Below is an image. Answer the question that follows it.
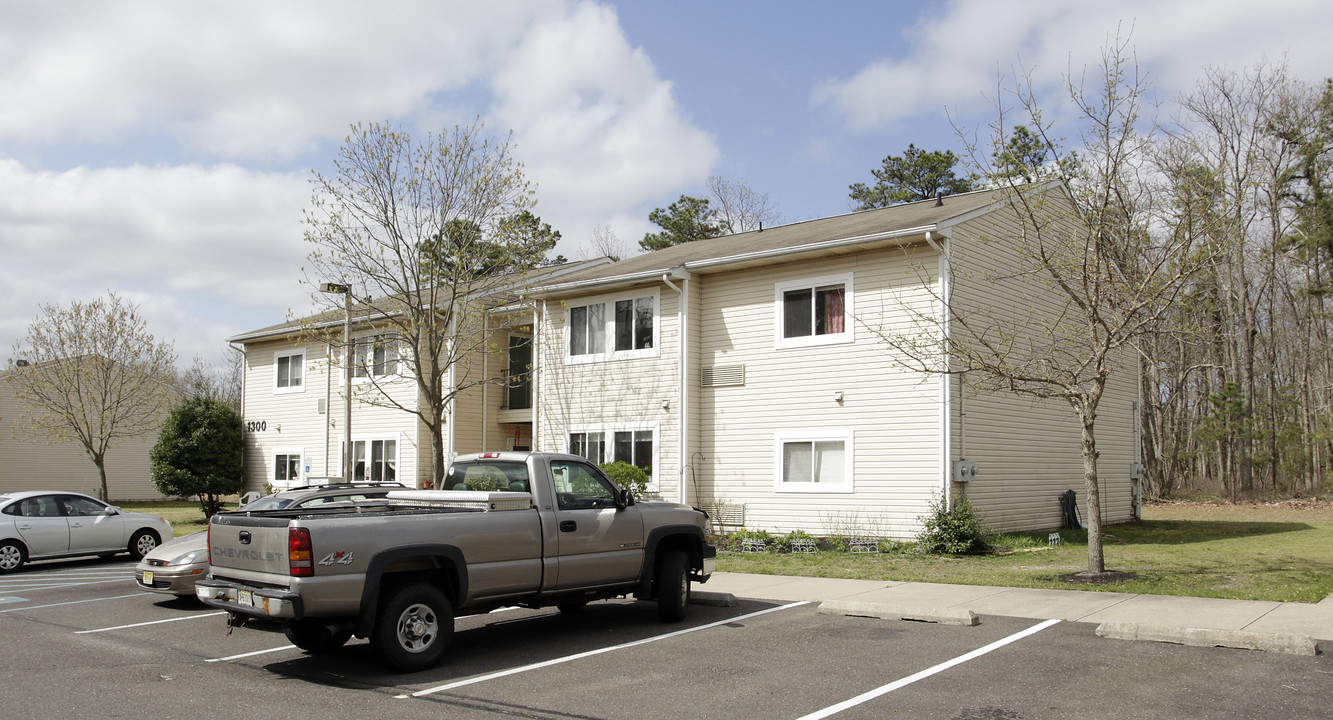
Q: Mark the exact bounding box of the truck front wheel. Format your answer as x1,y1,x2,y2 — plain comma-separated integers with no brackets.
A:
284,620,352,654
655,550,690,622
373,582,454,672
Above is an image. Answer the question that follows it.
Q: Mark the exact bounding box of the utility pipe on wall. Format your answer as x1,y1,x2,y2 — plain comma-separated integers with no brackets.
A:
661,268,689,505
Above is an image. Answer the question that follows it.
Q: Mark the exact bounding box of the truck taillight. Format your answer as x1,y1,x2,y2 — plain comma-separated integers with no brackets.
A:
289,527,313,577
207,524,212,566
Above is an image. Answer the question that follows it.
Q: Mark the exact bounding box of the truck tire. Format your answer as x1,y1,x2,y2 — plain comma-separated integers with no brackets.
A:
284,620,352,654
655,549,690,623
373,582,454,672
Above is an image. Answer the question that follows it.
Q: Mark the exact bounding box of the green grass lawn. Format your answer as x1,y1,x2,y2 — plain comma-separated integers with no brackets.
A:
121,497,1333,603
718,500,1333,603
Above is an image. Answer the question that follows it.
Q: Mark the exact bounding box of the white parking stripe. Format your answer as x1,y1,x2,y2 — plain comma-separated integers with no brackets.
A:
0,579,136,593
207,645,297,662
399,601,812,700
76,611,226,634
794,618,1062,720
0,593,144,613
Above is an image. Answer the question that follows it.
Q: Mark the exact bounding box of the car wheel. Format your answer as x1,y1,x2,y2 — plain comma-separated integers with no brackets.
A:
0,541,26,574
127,530,160,560
372,582,454,672
655,549,690,623
284,620,352,654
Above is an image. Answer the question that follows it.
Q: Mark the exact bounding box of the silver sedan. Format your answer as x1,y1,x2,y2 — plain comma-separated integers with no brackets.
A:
0,491,173,574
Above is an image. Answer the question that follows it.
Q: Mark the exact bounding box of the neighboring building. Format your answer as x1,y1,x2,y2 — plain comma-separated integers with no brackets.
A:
230,185,1140,538
529,185,1140,538
0,368,173,501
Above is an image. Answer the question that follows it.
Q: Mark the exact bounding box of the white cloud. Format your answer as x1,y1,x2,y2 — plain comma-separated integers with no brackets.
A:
0,0,553,159
490,1,718,252
0,160,310,365
813,0,1333,132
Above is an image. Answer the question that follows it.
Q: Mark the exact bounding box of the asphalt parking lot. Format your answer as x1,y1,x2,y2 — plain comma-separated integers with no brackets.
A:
2,558,1330,720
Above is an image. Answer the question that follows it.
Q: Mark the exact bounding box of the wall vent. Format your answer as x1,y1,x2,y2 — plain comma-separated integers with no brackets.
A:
701,364,745,387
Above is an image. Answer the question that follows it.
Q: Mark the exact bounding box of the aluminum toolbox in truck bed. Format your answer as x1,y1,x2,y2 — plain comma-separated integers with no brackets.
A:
386,490,533,511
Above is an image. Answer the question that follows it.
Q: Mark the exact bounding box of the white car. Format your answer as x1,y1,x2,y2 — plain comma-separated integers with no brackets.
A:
0,491,173,574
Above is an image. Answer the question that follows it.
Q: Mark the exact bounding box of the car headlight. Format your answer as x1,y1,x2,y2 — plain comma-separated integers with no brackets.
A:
169,550,206,566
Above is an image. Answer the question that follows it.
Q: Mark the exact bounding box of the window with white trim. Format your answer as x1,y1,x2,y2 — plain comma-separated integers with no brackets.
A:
274,350,305,393
775,273,853,349
774,430,854,493
566,291,658,362
342,439,398,482
568,425,657,486
353,334,400,380
273,452,302,484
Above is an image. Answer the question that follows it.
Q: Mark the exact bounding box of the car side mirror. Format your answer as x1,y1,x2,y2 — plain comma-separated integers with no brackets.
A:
103,506,120,516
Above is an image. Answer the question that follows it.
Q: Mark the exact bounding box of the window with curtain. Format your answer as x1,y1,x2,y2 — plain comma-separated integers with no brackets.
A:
776,274,853,348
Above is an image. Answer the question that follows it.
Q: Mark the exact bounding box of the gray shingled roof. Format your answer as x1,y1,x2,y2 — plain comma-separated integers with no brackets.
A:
532,186,1011,294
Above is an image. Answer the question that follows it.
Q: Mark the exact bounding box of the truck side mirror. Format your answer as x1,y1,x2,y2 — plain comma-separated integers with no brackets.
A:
616,488,634,509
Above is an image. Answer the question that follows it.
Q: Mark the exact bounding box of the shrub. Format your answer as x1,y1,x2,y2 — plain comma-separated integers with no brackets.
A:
600,461,651,498
916,493,994,555
150,397,244,518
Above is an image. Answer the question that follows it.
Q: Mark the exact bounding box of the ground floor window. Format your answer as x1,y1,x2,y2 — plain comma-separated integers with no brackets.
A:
568,425,656,487
343,439,398,483
774,430,853,493
274,452,302,485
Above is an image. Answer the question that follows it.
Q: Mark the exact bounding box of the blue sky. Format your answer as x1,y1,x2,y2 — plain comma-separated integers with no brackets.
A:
3,0,1332,369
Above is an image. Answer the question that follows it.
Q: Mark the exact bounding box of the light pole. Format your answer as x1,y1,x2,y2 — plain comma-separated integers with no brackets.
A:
320,282,353,482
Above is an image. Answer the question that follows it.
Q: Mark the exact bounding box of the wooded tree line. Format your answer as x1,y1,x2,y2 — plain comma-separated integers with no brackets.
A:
1135,66,1333,501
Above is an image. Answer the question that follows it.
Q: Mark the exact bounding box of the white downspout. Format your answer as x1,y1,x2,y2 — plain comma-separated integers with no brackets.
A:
661,269,689,504
482,312,489,451
536,300,545,452
924,231,951,500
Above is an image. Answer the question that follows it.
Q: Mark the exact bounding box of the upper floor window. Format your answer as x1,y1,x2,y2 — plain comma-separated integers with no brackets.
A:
567,291,658,363
354,334,400,380
274,350,305,393
775,273,854,349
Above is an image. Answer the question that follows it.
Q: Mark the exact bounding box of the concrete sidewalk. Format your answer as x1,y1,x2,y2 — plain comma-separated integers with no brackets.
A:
697,572,1330,656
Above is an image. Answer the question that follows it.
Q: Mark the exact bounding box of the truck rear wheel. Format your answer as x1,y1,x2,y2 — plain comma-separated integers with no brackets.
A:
655,550,690,622
373,582,454,672
284,619,352,654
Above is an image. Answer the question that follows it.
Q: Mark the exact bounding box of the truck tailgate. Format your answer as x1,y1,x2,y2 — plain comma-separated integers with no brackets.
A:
209,514,293,575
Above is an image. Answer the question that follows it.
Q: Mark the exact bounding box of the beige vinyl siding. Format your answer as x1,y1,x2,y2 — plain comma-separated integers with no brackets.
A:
538,284,680,498
945,207,1138,532
696,246,946,538
240,338,421,491
0,375,168,501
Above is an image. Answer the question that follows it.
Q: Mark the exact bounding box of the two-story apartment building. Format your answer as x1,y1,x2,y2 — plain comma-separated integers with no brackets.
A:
529,185,1139,537
232,184,1139,538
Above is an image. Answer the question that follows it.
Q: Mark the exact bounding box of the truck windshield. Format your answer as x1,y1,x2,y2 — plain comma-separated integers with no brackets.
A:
446,461,530,493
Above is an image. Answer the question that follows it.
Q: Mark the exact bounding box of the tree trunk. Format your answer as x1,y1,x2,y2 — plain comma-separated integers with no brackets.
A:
1077,396,1105,575
94,454,109,502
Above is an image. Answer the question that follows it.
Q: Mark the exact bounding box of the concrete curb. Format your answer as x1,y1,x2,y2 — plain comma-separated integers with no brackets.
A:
691,591,738,607
1095,621,1320,656
819,599,979,626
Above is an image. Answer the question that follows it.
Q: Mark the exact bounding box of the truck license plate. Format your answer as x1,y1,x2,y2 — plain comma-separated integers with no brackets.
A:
237,590,253,607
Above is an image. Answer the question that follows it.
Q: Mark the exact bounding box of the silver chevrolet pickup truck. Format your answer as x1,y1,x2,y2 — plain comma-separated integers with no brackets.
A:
196,451,715,671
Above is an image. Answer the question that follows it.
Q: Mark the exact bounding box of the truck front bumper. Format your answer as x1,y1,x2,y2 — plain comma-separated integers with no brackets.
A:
196,579,303,620
696,543,717,583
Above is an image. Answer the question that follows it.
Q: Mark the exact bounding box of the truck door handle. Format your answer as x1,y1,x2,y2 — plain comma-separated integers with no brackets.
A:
559,521,577,532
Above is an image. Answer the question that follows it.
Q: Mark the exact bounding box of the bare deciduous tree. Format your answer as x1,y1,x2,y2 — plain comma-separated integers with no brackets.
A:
706,175,781,233
303,120,544,487
8,293,177,501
